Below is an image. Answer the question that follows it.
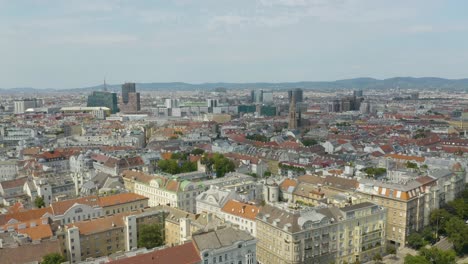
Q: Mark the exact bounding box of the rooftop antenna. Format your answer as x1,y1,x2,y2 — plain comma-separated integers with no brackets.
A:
103,78,107,92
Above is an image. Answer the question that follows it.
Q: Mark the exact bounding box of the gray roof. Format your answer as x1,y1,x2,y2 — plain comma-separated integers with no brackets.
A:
340,202,376,212
192,227,254,251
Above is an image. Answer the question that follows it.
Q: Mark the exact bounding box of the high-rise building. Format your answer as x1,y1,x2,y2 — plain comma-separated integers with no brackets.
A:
353,90,363,97
165,98,180,108
262,91,273,103
251,89,263,103
288,92,298,130
14,99,43,114
120,83,140,113
121,82,136,104
288,88,303,103
87,91,119,114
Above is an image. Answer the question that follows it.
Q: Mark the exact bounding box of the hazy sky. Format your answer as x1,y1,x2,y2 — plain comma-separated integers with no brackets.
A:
2,0,468,88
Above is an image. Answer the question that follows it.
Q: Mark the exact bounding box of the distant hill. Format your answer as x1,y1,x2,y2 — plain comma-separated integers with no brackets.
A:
1,77,467,94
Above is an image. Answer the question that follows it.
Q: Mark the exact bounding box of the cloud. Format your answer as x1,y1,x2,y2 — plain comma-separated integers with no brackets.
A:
50,34,138,45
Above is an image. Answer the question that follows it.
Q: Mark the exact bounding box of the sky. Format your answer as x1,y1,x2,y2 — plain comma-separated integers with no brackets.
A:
1,0,468,89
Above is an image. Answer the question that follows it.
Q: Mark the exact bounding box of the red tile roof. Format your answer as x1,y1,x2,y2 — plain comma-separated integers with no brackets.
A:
99,193,148,207
221,200,260,221
108,241,201,264
18,224,53,241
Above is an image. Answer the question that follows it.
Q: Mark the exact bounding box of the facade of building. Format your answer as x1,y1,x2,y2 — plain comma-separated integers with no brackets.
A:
0,160,18,182
256,202,386,264
87,91,119,114
122,170,204,213
59,209,165,263
221,199,260,237
192,227,257,264
14,99,43,114
288,88,303,103
121,83,136,104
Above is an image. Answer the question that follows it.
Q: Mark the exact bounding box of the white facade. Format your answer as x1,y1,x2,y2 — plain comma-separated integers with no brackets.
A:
196,186,238,216
133,179,203,213
0,160,18,182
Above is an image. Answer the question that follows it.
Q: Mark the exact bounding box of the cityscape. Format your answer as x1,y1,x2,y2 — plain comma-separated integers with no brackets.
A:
1,1,468,264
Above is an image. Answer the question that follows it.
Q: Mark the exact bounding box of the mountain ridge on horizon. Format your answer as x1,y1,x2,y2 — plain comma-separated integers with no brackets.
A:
2,76,468,93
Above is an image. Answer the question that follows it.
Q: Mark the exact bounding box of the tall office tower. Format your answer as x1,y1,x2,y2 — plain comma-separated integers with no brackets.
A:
262,91,273,104
120,82,140,113
121,83,136,104
165,98,180,108
14,98,44,114
288,88,303,103
206,99,218,108
87,91,119,114
251,90,263,103
288,93,298,130
353,90,363,98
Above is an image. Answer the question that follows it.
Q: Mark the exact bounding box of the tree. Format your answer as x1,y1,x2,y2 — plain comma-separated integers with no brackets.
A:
138,223,164,249
191,148,205,155
407,233,427,250
302,138,318,146
429,209,452,236
42,253,66,264
372,253,383,263
446,198,468,220
418,247,456,264
406,161,419,169
34,196,45,208
445,217,468,255
404,254,430,264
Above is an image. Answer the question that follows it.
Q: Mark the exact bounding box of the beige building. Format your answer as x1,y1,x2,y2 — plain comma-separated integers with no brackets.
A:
256,202,386,264
155,205,223,247
58,208,165,263
122,170,204,213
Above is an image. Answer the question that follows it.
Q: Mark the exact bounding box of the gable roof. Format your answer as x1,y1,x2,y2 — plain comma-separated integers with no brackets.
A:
221,200,260,221
108,241,201,264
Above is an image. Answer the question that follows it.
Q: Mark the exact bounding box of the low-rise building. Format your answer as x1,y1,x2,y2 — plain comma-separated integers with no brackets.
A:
192,227,257,264
221,200,260,237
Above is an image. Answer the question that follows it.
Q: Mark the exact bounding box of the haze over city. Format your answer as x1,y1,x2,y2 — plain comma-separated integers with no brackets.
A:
0,1,467,264
3,0,468,88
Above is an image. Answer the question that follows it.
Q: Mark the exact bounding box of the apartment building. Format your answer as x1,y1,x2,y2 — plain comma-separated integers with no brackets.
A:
256,202,386,264
192,227,257,264
221,200,260,237
59,209,165,263
122,170,204,213
155,205,223,246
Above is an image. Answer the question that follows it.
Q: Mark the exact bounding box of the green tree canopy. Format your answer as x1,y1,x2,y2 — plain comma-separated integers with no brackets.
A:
404,254,430,264
191,148,205,155
302,138,318,146
34,196,45,208
418,247,456,264
137,223,164,249
42,253,66,264
445,217,468,255
407,232,428,250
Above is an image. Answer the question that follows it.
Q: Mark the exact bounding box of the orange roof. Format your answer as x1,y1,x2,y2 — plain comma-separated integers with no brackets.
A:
161,152,173,160
221,200,260,221
385,154,425,163
0,207,53,226
18,224,53,241
51,196,100,215
108,241,201,264
67,213,128,235
99,193,148,208
280,178,297,191
122,170,155,184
